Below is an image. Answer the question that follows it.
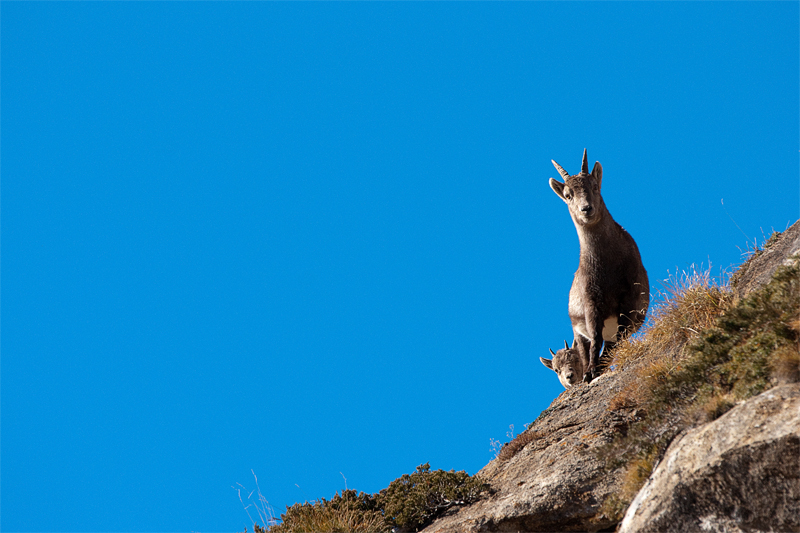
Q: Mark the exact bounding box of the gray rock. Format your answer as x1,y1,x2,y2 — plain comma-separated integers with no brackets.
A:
618,383,800,533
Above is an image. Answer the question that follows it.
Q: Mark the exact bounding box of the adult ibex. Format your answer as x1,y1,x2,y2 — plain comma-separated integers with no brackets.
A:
540,149,649,386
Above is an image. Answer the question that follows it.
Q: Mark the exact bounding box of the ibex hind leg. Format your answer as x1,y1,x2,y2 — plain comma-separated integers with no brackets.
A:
620,288,649,338
582,316,618,383
598,340,617,374
618,308,645,340
598,311,641,374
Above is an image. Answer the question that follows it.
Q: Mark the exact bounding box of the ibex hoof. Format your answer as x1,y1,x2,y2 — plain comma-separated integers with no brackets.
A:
582,371,594,384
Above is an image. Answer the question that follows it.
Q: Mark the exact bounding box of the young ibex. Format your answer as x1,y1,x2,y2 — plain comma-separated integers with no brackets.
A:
540,149,649,386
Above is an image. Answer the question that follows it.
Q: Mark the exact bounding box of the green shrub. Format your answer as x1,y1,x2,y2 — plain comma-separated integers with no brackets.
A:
691,263,800,405
377,463,488,532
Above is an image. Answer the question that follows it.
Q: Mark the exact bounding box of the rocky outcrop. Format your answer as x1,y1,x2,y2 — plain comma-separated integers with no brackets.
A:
619,383,800,533
732,221,800,298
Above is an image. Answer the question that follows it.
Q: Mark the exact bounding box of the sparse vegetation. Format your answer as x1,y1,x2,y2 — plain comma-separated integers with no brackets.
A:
489,424,516,459
241,464,488,533
235,470,280,532
598,236,800,521
490,423,547,463
497,429,546,462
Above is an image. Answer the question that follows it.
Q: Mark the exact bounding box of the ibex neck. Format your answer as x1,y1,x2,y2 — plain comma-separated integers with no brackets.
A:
573,208,618,255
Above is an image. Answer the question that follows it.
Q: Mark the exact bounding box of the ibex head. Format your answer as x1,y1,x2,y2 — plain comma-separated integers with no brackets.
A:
549,149,604,227
540,340,585,388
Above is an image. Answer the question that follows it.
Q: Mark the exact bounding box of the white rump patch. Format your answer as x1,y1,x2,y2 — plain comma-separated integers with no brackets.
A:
574,316,619,342
603,316,619,342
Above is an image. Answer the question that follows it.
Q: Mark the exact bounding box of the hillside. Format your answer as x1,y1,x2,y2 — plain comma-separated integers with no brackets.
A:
420,220,800,533
243,220,800,533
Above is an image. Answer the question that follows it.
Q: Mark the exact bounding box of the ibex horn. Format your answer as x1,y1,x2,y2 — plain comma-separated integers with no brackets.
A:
549,348,556,356
581,148,589,175
551,160,570,180
564,339,570,350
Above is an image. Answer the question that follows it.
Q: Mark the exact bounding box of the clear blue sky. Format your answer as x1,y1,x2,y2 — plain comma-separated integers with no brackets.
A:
2,2,797,532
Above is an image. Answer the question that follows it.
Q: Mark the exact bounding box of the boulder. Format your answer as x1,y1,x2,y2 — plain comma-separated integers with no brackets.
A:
618,383,800,533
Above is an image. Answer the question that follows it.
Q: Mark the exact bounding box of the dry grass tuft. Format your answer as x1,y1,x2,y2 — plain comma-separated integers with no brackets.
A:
268,491,386,533
609,267,731,410
770,344,800,384
607,388,638,411
682,390,737,425
612,267,731,371
497,430,547,462
599,446,660,522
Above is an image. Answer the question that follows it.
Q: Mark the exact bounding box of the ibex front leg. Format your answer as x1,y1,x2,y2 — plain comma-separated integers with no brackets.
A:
583,312,606,383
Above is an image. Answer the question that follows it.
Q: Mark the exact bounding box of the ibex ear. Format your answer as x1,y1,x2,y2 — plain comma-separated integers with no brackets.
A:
549,178,567,202
540,356,554,370
591,162,603,189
